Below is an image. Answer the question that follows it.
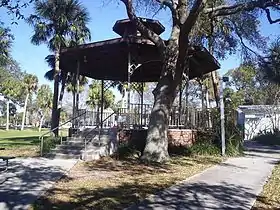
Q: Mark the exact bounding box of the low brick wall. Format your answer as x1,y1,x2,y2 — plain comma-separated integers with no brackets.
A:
168,129,197,147
117,128,197,151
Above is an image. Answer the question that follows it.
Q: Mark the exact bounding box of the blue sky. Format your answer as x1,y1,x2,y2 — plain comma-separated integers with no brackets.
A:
0,0,279,88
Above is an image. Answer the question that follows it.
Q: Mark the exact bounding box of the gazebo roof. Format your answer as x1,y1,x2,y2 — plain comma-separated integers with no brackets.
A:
113,18,165,36
60,36,220,82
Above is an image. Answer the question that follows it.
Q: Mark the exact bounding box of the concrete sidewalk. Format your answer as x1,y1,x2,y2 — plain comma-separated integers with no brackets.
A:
128,141,280,210
0,157,77,210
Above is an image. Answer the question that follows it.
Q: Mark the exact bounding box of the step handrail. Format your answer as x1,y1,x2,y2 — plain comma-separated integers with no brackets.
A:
83,112,116,160
83,112,116,142
39,111,87,156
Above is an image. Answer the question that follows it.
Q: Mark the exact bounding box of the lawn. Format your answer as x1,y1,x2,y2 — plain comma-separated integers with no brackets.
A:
252,161,280,209
0,129,46,157
0,128,68,157
32,155,223,210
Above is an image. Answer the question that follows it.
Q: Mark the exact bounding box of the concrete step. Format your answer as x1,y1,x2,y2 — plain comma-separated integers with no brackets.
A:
46,152,81,159
66,137,84,141
62,141,85,147
56,144,84,150
51,148,82,155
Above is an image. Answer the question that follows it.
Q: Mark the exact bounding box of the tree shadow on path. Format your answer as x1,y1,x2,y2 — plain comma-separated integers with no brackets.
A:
0,158,74,210
33,180,257,210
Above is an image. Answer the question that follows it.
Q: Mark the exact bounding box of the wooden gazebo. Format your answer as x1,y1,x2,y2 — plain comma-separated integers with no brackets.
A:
58,18,220,131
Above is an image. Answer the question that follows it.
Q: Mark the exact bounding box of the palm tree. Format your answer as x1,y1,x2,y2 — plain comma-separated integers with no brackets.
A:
112,81,148,107
21,74,38,130
44,54,89,127
0,23,13,66
27,0,91,135
1,76,23,130
36,84,52,131
86,80,115,124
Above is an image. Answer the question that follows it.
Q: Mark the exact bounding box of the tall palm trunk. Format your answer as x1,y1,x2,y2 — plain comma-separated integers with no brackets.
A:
57,71,67,128
51,50,60,136
39,113,45,132
21,93,29,130
72,90,76,127
6,98,9,131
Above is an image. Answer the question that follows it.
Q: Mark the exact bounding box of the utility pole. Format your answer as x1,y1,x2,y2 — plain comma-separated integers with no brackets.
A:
220,76,229,156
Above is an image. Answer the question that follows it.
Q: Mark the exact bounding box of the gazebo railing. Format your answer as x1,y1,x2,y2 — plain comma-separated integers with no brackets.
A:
117,104,218,129
75,109,116,128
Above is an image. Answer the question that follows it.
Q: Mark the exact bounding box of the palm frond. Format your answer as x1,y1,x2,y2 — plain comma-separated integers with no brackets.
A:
44,69,54,81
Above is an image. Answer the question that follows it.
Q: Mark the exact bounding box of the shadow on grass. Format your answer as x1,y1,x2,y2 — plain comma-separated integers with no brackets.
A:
251,195,280,210
82,157,174,176
33,180,258,210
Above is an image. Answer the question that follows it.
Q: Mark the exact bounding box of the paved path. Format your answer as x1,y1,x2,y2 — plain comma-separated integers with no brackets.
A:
128,141,280,210
0,157,77,210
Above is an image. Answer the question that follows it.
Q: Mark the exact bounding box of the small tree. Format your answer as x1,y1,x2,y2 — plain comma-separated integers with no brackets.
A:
1,77,23,130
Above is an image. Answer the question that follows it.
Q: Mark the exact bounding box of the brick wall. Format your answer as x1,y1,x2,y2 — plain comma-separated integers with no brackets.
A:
117,129,197,151
168,129,197,147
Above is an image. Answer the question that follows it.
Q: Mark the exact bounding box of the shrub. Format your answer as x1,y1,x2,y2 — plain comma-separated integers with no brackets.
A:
190,141,220,156
190,108,244,157
253,131,280,146
116,143,141,159
168,145,191,156
42,136,61,154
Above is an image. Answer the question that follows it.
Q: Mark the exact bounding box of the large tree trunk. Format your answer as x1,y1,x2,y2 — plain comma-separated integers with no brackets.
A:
21,93,29,131
51,50,60,136
6,98,9,131
141,75,175,163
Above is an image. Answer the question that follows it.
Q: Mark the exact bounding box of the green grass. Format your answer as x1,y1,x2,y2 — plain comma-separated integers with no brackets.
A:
0,129,45,157
0,128,68,157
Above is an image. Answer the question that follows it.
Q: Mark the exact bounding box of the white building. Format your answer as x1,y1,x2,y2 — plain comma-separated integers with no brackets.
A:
238,105,280,140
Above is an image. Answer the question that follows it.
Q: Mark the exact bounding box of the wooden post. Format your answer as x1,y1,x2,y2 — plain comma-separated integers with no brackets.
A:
140,83,144,127
127,50,131,128
76,60,80,128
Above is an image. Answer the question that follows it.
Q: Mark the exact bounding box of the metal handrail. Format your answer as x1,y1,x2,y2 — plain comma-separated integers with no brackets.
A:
39,111,87,156
83,112,116,160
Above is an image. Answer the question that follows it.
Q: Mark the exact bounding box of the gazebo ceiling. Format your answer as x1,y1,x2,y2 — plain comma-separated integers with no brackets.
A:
60,36,220,82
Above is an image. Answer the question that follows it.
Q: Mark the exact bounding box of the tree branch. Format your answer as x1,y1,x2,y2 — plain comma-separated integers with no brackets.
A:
181,0,207,37
227,17,261,59
155,0,179,26
120,0,166,53
178,0,188,24
204,0,280,18
264,8,280,23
